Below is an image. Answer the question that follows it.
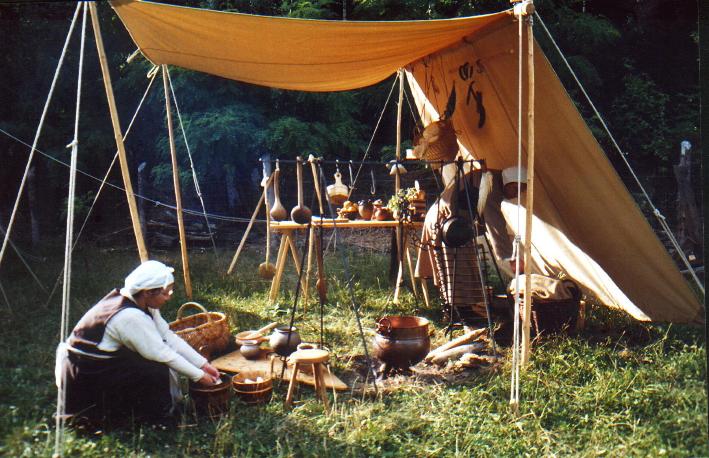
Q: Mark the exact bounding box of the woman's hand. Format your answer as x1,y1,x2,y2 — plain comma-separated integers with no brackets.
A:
201,362,220,379
197,372,219,386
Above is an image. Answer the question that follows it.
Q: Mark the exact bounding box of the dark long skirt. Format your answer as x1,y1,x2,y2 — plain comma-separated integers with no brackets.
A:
61,349,172,427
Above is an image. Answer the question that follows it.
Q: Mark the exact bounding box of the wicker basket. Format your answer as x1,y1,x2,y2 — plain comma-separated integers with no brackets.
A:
412,119,458,166
169,302,231,359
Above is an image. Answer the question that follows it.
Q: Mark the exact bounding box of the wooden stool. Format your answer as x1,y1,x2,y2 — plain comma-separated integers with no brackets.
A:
284,348,329,409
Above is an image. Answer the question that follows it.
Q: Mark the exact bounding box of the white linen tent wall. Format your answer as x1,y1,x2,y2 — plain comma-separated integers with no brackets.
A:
111,0,702,323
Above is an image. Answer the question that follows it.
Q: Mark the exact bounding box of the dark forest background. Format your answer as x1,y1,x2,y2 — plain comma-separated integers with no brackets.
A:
0,0,700,258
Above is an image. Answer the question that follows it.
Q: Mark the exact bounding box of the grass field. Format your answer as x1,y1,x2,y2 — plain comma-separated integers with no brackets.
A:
0,241,706,457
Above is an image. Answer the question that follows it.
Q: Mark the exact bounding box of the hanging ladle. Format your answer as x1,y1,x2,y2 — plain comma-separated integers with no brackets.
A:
258,176,276,279
290,156,312,224
269,161,288,221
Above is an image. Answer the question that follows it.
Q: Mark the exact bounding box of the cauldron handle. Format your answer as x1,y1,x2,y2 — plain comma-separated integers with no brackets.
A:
376,317,392,336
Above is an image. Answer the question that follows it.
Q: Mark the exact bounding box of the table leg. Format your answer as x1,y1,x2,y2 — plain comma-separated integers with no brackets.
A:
287,234,307,294
405,242,418,298
393,225,403,304
303,225,315,309
420,278,431,308
269,232,290,303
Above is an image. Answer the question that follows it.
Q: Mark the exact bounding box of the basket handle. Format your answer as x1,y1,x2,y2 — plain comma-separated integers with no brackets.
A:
176,302,212,324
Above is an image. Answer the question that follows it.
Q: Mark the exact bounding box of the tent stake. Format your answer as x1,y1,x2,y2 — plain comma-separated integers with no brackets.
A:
88,2,148,262
521,12,535,366
162,65,192,299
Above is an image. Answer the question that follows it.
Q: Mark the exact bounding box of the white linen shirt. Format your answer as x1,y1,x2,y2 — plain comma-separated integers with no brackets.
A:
99,306,207,382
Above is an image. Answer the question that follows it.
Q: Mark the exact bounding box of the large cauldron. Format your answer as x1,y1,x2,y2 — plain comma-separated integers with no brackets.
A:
372,316,430,378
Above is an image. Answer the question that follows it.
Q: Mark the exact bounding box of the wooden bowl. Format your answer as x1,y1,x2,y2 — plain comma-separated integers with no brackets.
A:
232,371,272,392
232,372,273,404
235,331,269,347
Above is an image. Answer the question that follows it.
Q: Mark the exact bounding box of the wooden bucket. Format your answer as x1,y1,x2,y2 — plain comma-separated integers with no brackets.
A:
232,372,273,405
189,374,232,418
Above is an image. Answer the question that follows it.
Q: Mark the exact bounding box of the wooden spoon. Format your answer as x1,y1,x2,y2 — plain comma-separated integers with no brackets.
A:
290,156,312,224
269,162,287,221
243,322,279,340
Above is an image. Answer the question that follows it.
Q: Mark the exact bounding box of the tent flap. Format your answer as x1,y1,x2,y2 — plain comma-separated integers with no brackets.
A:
405,22,702,323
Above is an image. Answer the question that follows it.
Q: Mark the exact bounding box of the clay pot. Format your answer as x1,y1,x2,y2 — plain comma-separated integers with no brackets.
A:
239,339,263,360
374,207,392,221
373,316,430,371
358,200,374,220
441,216,474,248
269,326,302,357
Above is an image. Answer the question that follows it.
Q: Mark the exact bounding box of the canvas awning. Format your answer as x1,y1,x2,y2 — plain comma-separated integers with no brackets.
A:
111,0,509,92
111,0,703,323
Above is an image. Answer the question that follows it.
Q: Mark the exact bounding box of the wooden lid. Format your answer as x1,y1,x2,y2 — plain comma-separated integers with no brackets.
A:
289,348,329,364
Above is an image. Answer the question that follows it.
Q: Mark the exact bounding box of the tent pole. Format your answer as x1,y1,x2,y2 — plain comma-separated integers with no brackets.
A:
88,2,148,262
162,65,192,299
395,69,404,192
521,11,536,366
393,69,405,302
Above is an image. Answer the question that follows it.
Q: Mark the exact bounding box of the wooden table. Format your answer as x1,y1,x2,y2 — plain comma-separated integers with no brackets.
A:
268,217,428,306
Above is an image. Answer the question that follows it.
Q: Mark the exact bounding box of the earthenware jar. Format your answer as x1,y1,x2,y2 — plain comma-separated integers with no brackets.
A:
239,339,262,360
358,200,374,220
269,326,302,357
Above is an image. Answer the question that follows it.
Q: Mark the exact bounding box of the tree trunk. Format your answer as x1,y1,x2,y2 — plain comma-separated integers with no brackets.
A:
673,141,702,262
27,165,40,246
225,165,238,211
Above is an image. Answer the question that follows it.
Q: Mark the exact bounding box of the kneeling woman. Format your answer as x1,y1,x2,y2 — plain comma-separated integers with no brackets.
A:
56,260,220,425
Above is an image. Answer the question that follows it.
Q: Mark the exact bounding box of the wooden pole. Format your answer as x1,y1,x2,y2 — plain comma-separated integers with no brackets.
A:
521,13,535,366
227,175,272,274
162,65,192,299
395,69,404,193
89,2,148,262
394,69,405,301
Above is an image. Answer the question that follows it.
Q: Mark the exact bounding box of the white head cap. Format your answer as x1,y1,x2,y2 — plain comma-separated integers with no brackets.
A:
119,260,175,297
501,166,528,186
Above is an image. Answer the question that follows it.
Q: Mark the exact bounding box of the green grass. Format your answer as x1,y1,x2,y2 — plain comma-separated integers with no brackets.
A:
0,241,706,457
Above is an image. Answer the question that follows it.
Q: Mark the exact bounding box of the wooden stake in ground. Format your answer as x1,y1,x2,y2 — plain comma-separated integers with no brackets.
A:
227,175,272,275
162,65,192,299
89,2,148,262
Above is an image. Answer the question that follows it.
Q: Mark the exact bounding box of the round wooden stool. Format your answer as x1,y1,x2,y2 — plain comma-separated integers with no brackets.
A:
284,348,330,409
